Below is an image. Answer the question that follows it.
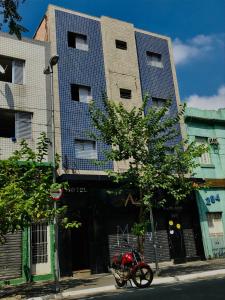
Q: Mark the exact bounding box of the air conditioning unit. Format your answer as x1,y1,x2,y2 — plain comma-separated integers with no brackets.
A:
208,137,219,145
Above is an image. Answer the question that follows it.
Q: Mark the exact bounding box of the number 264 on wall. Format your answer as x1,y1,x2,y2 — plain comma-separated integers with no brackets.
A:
205,194,220,205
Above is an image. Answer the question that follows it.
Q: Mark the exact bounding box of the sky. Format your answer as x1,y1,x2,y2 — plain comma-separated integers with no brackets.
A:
2,0,225,109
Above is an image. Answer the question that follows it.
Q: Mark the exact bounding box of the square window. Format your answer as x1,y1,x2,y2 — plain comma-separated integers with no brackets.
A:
115,40,127,50
146,51,163,68
75,139,97,159
195,136,211,165
0,109,32,139
71,84,92,103
152,97,169,114
67,32,88,51
120,88,132,99
207,213,224,236
0,56,24,84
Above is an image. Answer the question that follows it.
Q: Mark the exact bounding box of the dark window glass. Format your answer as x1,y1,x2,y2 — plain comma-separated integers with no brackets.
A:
0,56,24,84
68,32,88,50
71,84,80,101
0,109,15,138
146,51,163,68
0,56,12,83
120,88,132,99
115,40,127,50
71,84,91,103
68,31,76,48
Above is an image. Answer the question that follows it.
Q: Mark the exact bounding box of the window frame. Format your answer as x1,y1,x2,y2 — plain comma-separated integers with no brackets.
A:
115,40,127,50
0,109,32,139
120,88,132,99
152,97,169,114
146,51,163,68
71,84,92,103
207,212,224,236
74,139,98,159
0,55,25,85
195,136,211,165
67,31,88,51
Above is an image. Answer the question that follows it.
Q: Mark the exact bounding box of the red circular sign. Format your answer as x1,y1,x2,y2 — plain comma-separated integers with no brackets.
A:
50,188,63,201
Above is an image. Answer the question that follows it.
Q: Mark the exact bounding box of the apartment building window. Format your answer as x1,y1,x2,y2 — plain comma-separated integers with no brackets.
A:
115,40,127,50
31,222,48,264
0,56,24,84
146,51,163,68
0,109,32,139
71,84,92,103
152,97,169,114
207,213,224,236
67,32,88,51
195,136,211,165
120,88,132,99
75,139,97,159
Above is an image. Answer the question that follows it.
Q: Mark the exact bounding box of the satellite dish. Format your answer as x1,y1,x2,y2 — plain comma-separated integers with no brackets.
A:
0,64,6,74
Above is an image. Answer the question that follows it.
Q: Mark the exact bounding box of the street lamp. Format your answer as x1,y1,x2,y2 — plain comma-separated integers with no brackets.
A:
44,54,60,292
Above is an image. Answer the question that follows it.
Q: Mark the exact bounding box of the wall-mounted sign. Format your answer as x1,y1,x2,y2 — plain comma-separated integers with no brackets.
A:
205,194,220,205
68,187,87,193
124,193,141,207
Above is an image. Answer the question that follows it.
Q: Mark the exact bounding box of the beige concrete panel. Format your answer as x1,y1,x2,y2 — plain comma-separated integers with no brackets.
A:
45,6,63,171
101,16,143,107
101,17,143,172
61,169,107,176
0,35,49,159
34,16,48,41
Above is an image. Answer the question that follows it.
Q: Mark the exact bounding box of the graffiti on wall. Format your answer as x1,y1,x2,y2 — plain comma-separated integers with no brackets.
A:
211,236,225,258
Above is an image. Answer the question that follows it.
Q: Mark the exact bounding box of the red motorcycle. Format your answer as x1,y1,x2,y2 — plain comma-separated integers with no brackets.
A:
111,239,153,288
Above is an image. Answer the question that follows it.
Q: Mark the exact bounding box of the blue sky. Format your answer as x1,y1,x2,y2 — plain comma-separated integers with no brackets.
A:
2,0,225,108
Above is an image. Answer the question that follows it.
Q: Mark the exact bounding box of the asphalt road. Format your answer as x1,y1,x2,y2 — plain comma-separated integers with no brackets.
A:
69,275,225,300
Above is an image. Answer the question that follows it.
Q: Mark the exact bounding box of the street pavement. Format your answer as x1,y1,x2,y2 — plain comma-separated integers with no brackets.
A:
1,258,225,299
68,275,225,300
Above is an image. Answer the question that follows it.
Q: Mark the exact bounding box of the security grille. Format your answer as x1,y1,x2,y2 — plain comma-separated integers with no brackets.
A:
31,223,48,264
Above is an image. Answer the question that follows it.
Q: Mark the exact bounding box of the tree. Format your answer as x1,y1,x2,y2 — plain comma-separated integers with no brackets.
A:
89,96,206,257
0,0,28,39
0,132,79,243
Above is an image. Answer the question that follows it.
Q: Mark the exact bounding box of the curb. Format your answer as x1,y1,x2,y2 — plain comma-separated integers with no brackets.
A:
27,269,225,300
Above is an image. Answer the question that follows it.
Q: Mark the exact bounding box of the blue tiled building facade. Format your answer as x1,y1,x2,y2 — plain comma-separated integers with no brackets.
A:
34,5,198,275
55,10,113,171
135,32,178,114
52,9,181,172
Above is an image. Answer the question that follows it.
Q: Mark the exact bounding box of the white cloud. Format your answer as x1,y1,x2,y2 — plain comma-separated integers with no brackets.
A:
186,86,225,110
173,34,223,65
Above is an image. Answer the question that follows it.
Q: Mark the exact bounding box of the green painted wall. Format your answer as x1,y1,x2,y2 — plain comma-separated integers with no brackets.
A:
0,224,54,287
185,108,225,258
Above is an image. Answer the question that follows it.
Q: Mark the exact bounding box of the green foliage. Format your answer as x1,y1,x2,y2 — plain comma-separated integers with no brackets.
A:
89,95,207,235
0,132,79,243
131,221,150,237
0,0,28,39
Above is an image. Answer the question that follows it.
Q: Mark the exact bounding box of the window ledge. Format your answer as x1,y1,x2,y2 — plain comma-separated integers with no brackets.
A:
200,164,215,168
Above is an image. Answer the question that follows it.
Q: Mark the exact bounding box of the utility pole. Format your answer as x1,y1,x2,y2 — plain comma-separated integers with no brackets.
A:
149,205,159,274
44,55,60,292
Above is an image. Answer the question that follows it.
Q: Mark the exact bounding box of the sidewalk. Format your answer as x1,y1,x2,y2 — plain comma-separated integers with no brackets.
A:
1,258,225,300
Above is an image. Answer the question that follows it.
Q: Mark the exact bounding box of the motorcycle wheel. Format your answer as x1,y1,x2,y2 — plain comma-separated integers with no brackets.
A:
132,265,153,288
115,277,126,288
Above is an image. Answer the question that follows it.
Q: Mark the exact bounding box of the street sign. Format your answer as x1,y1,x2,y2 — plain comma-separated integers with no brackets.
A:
50,188,63,201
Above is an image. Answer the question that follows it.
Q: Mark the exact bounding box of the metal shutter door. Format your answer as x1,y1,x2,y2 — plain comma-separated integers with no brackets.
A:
0,231,22,279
